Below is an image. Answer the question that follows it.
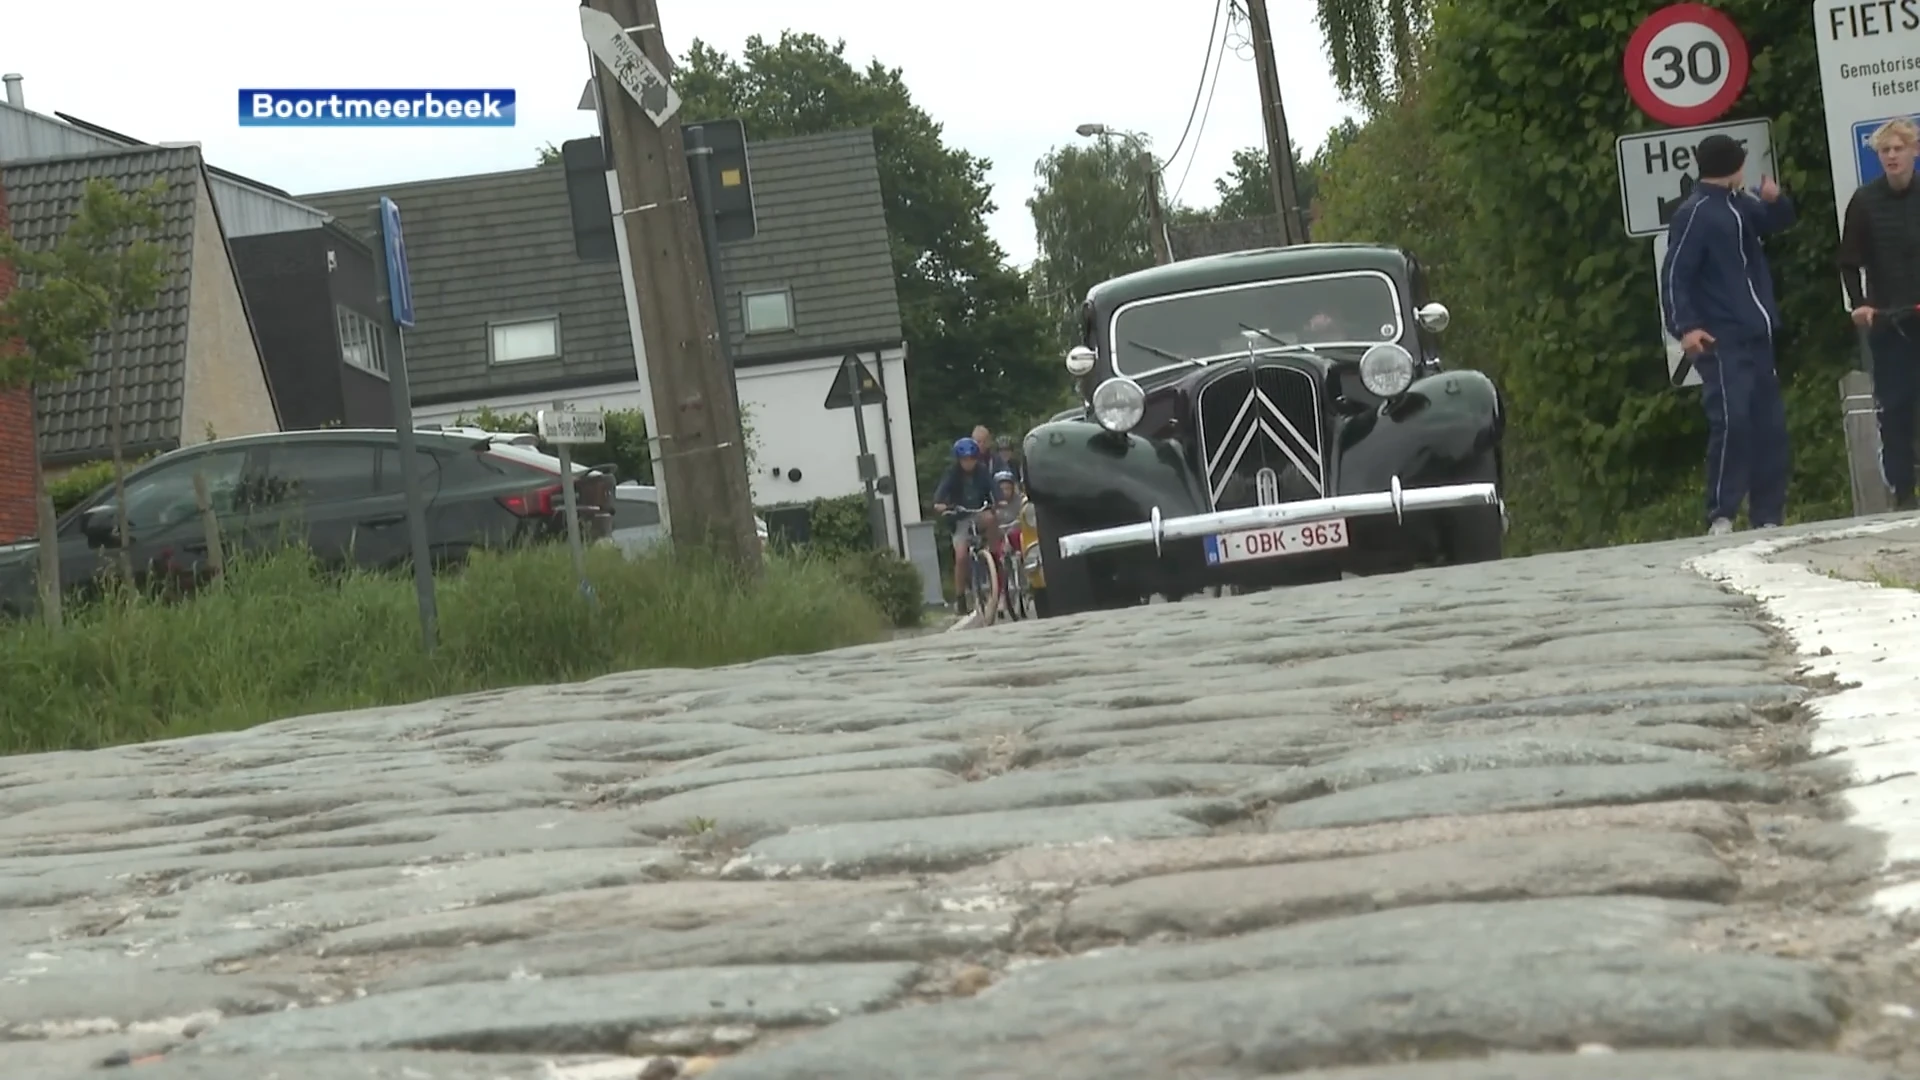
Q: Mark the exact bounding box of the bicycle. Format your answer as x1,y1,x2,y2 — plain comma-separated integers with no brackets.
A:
941,501,1000,626
994,507,1032,621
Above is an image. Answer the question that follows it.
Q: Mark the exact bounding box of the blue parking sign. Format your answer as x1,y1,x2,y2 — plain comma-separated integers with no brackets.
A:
378,196,416,329
1854,116,1920,187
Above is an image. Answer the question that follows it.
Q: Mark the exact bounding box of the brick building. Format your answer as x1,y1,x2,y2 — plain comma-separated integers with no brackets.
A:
0,176,36,542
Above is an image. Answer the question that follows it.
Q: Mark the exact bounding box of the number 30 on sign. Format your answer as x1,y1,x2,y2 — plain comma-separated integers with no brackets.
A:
1624,3,1750,127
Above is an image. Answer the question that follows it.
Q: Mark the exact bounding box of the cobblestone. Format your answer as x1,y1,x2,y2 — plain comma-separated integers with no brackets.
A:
0,528,1913,1078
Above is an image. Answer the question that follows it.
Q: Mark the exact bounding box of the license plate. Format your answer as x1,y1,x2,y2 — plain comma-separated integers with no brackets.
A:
1203,519,1350,564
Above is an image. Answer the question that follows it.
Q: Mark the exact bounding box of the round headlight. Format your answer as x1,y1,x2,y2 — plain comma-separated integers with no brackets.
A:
1359,343,1416,397
1090,376,1146,433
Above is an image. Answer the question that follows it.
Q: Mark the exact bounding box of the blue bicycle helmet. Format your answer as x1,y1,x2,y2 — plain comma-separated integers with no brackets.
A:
953,436,981,459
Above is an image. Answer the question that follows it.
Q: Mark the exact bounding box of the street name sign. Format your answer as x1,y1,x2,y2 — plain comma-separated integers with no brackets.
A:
1624,4,1751,126
580,5,680,127
537,407,607,444
1616,117,1776,237
1652,231,1703,388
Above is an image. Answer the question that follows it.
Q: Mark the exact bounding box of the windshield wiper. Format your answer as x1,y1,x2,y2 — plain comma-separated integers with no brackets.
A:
1125,339,1201,367
1238,323,1305,350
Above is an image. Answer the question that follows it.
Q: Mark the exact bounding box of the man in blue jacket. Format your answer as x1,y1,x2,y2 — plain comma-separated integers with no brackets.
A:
1661,133,1797,536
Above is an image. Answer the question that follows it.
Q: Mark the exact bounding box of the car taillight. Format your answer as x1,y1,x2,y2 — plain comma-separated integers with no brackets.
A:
497,484,562,517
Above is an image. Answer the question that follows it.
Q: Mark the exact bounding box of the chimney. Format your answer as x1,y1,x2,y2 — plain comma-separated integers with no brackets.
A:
2,74,21,109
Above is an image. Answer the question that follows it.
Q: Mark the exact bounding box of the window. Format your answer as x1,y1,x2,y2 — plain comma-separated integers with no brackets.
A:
489,316,561,364
742,288,793,334
336,307,388,376
374,446,445,494
1109,271,1404,378
107,449,250,536
253,444,381,506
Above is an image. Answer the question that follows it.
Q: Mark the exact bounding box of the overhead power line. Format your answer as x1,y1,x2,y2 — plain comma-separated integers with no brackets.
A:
1158,0,1226,174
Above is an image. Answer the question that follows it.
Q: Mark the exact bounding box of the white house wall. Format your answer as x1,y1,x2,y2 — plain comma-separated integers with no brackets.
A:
414,350,923,550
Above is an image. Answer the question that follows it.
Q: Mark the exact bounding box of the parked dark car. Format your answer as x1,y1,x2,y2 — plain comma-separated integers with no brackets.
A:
1023,242,1507,618
0,428,615,618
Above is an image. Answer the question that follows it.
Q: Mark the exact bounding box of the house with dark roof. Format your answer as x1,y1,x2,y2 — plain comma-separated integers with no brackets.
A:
298,126,922,549
0,143,281,541
0,76,393,438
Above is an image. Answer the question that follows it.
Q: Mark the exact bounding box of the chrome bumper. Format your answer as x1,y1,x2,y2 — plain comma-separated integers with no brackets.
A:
1054,477,1501,559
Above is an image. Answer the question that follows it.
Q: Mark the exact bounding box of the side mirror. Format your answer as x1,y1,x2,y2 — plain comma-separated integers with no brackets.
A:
1065,346,1097,377
81,505,118,547
1416,302,1450,333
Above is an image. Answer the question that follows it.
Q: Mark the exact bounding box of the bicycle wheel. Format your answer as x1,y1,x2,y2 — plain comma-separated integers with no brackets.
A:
972,549,1000,627
1003,553,1027,620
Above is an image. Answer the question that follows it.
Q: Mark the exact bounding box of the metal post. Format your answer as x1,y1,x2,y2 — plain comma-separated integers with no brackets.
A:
846,356,887,549
388,327,439,654
684,125,744,422
555,402,588,589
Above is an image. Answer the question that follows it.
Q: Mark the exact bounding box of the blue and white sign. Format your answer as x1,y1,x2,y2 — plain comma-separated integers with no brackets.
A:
1853,114,1920,185
378,196,415,329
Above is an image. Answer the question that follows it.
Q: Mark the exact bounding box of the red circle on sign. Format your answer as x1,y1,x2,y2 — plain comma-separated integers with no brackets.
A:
1623,3,1749,126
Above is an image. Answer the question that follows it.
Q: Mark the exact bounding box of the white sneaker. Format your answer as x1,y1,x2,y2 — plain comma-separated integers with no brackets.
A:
1708,518,1735,536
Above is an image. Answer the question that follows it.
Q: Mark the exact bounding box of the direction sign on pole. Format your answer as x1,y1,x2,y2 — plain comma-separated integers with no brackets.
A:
1616,117,1775,237
537,407,607,444
1624,4,1750,127
377,196,415,328
1652,230,1703,388
579,5,680,127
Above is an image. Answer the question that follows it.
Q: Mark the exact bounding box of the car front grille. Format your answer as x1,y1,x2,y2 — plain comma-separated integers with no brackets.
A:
1193,363,1326,510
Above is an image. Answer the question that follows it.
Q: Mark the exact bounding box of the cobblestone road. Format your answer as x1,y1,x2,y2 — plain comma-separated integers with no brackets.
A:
3,528,1916,1078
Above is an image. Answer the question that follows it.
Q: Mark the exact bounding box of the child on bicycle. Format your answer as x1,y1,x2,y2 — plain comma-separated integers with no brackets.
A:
931,437,1000,614
992,470,1024,549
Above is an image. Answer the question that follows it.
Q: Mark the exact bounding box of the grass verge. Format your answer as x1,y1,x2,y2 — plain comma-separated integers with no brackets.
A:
1,543,889,756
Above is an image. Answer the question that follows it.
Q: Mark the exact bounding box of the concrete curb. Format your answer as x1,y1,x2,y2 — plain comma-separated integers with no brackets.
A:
944,610,981,633
1685,509,1920,917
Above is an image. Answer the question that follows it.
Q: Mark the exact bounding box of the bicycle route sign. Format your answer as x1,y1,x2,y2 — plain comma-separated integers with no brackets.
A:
1624,4,1751,126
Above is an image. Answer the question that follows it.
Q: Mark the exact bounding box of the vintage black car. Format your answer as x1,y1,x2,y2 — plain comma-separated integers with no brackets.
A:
1022,242,1506,618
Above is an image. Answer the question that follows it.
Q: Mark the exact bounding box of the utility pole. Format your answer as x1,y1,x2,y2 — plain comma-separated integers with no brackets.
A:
1243,0,1307,246
1141,151,1172,264
583,0,761,574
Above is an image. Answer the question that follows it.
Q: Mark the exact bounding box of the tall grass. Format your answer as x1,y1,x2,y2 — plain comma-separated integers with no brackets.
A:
1,543,889,755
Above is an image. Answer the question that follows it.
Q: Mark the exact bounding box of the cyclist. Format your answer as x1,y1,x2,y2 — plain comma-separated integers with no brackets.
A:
931,436,1001,613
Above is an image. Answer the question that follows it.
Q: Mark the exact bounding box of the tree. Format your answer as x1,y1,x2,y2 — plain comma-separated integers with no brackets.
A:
536,142,562,166
1204,144,1320,224
1314,0,1433,109
1028,132,1160,347
0,176,168,625
674,32,1062,449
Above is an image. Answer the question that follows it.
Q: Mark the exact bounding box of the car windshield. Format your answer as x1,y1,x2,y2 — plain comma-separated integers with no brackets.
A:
1110,271,1403,378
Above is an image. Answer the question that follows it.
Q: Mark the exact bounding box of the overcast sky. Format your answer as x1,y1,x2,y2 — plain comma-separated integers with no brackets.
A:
4,0,1357,269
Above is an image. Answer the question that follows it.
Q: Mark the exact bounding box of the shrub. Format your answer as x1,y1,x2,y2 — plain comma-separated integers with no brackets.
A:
806,493,876,555
836,548,925,628
0,542,889,755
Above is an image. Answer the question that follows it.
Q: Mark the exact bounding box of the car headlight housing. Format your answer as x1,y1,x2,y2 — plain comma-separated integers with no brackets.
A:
1091,376,1146,433
1359,343,1416,397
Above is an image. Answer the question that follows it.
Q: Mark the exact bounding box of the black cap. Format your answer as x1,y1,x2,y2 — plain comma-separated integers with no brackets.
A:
1695,134,1748,180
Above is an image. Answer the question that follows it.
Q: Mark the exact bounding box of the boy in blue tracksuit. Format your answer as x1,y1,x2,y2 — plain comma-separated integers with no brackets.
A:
1660,133,1797,535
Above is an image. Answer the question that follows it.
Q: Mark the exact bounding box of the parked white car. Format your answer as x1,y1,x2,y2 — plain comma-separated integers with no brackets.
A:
608,481,769,556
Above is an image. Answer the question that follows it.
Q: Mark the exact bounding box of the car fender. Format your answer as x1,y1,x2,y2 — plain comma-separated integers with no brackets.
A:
1023,420,1208,526
1335,368,1504,494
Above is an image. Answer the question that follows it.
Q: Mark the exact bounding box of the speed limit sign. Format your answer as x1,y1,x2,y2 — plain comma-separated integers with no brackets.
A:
1623,4,1749,126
